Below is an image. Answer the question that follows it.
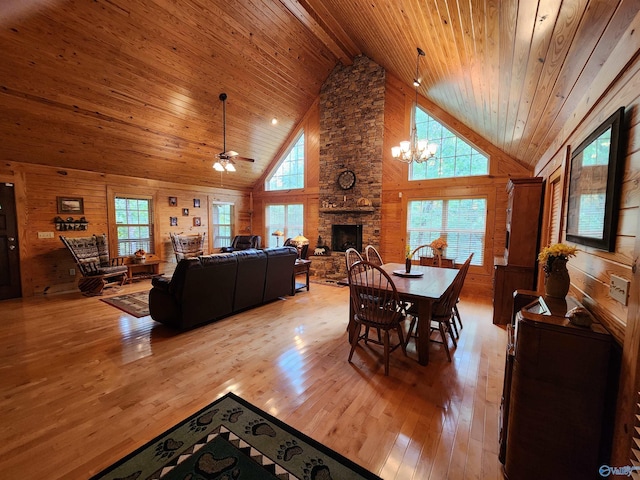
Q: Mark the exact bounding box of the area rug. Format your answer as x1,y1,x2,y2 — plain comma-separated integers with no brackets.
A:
310,277,347,288
101,291,150,318
90,392,381,480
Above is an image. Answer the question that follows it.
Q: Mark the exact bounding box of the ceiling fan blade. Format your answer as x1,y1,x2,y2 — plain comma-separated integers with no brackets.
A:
223,150,239,157
235,156,255,163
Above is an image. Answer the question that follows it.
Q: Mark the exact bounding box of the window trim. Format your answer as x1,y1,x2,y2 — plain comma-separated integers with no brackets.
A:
109,191,156,257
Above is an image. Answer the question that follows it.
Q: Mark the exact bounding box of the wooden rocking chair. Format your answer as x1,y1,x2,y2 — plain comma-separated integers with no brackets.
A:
60,234,128,295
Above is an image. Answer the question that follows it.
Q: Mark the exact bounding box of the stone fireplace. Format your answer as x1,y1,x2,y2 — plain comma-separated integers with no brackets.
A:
312,55,385,278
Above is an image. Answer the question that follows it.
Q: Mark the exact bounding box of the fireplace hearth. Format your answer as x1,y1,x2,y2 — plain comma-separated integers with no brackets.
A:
332,224,363,252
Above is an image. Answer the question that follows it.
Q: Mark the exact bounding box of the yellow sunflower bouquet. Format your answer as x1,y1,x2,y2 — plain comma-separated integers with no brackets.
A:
538,243,577,273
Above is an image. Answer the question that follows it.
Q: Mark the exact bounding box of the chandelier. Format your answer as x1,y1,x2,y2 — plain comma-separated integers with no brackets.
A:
391,47,437,164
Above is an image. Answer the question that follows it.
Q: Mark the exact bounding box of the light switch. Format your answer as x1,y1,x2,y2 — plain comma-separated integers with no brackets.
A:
38,231,55,239
610,274,630,305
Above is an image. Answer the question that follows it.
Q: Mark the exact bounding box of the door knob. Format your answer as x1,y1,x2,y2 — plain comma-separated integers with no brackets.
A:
9,245,16,250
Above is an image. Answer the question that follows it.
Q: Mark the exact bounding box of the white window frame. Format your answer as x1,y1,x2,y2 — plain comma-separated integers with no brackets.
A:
410,105,489,181
212,202,234,249
407,197,487,266
265,131,305,191
265,203,304,247
114,195,154,256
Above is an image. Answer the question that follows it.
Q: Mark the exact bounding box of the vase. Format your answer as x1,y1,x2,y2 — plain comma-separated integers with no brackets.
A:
433,248,444,267
544,257,570,298
405,258,412,273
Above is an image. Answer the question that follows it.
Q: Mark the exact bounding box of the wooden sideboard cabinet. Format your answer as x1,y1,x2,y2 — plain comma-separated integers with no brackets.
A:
493,177,543,325
500,294,618,480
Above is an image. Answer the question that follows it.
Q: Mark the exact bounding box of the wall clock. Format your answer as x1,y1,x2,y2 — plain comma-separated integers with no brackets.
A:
337,170,356,190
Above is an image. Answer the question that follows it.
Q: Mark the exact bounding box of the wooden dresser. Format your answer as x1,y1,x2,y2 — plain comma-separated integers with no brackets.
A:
499,292,618,479
493,177,543,325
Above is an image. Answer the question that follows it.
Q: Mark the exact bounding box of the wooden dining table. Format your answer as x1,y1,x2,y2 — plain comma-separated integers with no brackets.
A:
346,262,459,366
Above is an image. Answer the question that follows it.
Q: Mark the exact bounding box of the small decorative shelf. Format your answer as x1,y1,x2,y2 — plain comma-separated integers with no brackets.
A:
319,207,375,214
54,216,89,231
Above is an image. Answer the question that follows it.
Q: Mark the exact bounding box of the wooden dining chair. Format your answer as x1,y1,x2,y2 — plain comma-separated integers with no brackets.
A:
409,244,454,268
347,260,407,375
406,253,473,361
345,247,363,270
364,244,383,266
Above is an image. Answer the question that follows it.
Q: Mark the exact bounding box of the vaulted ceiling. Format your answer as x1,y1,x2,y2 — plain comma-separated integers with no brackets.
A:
0,0,637,190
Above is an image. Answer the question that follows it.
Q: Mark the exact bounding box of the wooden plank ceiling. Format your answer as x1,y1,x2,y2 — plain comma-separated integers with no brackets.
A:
0,0,636,190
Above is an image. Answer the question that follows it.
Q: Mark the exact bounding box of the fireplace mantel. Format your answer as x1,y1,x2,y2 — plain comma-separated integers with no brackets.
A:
319,207,375,214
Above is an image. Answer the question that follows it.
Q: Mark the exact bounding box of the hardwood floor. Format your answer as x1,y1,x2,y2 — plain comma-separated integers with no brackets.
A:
0,280,507,479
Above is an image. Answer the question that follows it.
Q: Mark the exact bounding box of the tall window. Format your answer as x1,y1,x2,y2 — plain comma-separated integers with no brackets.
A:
114,196,153,256
266,132,305,191
407,197,486,265
265,204,303,247
411,106,488,180
212,203,233,248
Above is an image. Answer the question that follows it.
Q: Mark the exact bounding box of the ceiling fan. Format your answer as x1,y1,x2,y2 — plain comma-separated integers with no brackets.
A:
213,93,255,172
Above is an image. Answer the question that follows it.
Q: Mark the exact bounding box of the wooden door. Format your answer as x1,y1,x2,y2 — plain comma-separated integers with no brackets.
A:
0,183,22,299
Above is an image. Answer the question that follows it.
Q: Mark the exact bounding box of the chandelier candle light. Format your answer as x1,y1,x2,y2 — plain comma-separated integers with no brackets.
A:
391,47,438,164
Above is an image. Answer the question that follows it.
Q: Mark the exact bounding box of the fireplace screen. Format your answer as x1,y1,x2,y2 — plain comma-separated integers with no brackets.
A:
332,224,363,252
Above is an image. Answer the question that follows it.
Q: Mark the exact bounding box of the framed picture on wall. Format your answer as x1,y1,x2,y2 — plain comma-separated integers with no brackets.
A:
193,217,201,227
566,106,625,251
170,217,178,226
169,196,177,206
193,198,201,208
57,197,84,214
182,208,189,216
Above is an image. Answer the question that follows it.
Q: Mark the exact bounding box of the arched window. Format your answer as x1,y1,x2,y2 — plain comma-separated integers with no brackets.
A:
266,132,304,191
410,107,488,180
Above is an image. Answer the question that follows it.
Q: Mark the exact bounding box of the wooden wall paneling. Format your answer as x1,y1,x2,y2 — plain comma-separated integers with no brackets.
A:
533,26,640,466
611,220,640,466
535,8,640,173
4,161,250,295
380,190,403,263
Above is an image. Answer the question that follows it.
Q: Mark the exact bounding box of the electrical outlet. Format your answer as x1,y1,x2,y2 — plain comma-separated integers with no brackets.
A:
69,268,76,276
38,231,55,239
610,274,630,305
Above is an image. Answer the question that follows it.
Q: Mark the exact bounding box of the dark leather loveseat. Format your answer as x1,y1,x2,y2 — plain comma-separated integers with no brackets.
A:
148,246,297,329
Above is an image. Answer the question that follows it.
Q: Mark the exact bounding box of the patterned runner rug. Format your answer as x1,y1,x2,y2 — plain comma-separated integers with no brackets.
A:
100,291,150,318
90,392,380,480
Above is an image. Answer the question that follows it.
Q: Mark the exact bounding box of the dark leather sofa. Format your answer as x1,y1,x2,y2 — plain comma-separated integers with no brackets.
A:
148,246,297,329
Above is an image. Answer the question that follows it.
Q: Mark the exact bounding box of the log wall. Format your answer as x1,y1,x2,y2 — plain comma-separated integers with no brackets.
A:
0,162,249,296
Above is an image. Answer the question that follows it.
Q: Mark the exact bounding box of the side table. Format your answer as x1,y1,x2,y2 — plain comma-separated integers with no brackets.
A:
126,260,161,283
292,259,311,294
